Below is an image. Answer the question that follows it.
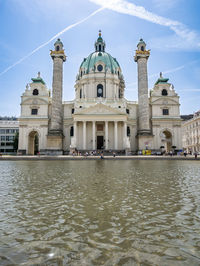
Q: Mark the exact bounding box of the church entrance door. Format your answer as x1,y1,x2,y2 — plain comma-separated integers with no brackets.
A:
97,136,104,150
162,130,172,153
28,131,39,155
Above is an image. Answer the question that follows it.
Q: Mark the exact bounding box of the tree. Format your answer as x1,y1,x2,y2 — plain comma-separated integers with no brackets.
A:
13,132,19,152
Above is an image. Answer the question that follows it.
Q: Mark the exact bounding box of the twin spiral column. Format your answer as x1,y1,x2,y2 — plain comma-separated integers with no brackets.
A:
47,39,66,154
134,39,153,150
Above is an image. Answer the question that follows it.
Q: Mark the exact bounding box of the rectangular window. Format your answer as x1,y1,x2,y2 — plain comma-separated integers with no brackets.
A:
163,109,169,115
1,136,5,141
31,109,38,115
126,109,130,114
6,142,13,146
0,129,5,134
6,136,14,141
72,108,74,114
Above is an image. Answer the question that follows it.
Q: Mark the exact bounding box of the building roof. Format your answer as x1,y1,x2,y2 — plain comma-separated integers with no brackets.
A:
155,72,169,85
79,32,121,74
181,114,194,121
80,51,120,74
31,72,45,85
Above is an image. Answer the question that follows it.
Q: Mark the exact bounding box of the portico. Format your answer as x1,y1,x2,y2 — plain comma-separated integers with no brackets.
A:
71,118,128,151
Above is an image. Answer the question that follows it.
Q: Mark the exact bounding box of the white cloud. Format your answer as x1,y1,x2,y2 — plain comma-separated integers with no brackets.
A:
89,0,200,49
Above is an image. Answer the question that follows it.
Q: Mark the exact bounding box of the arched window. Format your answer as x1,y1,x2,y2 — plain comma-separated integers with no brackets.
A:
33,89,39,95
97,84,103,97
80,89,82,99
70,126,74,137
141,46,144,51
56,45,60,51
162,89,168,96
99,45,101,51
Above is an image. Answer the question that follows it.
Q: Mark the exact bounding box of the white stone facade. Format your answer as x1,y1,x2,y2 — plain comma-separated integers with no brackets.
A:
18,34,182,155
182,111,200,153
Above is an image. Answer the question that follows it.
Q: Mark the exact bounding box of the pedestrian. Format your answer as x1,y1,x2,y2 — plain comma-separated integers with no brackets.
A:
195,152,198,159
100,152,104,159
184,150,187,157
113,152,116,158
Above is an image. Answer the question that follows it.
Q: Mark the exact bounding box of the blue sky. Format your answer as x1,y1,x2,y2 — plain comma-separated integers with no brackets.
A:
0,0,200,116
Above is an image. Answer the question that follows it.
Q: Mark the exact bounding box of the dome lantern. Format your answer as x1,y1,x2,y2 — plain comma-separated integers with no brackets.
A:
95,30,106,52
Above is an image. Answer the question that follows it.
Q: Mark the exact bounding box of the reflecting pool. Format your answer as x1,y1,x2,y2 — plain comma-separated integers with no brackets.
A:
0,160,200,265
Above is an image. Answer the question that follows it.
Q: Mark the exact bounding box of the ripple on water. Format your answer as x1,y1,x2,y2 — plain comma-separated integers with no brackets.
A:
0,160,200,265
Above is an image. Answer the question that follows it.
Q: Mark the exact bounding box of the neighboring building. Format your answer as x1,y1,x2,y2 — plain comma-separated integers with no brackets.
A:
18,32,182,155
181,114,194,121
182,110,200,153
0,120,19,154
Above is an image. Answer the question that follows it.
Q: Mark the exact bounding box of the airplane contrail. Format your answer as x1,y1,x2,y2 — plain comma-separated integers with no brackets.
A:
90,0,200,48
0,7,104,77
126,59,199,89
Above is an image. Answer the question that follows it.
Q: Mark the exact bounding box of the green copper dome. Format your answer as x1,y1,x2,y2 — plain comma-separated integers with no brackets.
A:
78,32,121,76
155,72,169,85
80,51,120,74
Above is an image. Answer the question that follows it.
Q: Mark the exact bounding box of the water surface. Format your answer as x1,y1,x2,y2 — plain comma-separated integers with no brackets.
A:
0,160,200,265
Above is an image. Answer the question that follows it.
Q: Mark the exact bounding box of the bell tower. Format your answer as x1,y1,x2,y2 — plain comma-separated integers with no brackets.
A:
47,38,66,154
134,39,153,150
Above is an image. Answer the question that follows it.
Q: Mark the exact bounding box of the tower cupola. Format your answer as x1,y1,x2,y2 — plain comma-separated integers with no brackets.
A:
95,30,106,52
137,38,146,51
54,38,64,52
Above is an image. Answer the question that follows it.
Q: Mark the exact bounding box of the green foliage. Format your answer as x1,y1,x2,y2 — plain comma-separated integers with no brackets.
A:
13,132,19,151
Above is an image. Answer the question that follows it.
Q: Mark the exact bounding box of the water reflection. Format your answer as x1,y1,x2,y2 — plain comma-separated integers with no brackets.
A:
0,160,200,265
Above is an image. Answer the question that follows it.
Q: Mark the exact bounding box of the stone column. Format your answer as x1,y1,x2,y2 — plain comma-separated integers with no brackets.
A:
49,39,66,134
92,121,96,150
74,121,77,147
114,121,118,150
123,121,127,149
83,121,86,150
134,40,151,135
105,121,108,150
47,39,66,155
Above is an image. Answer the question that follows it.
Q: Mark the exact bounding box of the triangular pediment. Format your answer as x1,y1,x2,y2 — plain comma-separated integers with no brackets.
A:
75,103,125,115
151,97,179,105
22,97,49,105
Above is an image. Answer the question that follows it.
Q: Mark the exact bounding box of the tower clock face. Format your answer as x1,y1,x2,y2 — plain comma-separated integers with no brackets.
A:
97,64,103,72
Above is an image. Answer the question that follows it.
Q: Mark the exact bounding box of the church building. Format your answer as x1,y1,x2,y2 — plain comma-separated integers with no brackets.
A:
18,32,182,155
